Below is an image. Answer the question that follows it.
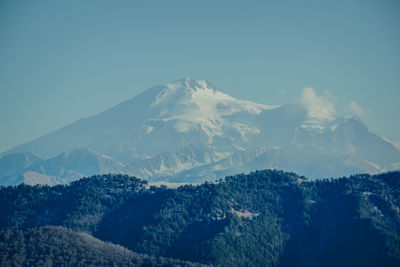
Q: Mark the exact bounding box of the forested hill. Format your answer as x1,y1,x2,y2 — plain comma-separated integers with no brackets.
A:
0,226,206,267
1,170,400,266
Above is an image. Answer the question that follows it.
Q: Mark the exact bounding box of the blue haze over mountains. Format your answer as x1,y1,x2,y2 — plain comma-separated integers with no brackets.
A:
1,78,399,185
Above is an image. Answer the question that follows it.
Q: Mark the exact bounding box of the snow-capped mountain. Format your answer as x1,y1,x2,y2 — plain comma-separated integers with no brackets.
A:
1,78,399,184
4,79,276,162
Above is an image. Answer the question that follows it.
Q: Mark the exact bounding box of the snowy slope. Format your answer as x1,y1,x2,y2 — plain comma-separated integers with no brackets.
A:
125,111,400,181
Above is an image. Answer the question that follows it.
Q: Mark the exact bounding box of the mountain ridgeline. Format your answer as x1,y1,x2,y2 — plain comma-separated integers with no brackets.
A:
1,78,399,185
1,170,399,266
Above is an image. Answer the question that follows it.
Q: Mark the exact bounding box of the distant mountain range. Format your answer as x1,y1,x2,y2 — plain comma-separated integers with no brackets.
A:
1,78,399,185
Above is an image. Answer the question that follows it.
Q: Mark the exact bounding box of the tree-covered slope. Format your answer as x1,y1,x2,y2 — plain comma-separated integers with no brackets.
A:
0,226,205,267
0,170,399,266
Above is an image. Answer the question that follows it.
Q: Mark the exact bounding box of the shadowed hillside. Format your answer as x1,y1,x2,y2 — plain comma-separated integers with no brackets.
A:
0,226,206,267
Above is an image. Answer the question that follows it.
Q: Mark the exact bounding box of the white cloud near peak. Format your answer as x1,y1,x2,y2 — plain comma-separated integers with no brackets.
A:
300,87,335,121
347,101,364,116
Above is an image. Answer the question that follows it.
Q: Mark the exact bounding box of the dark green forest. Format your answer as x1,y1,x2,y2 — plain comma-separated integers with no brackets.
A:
1,170,399,266
0,226,205,267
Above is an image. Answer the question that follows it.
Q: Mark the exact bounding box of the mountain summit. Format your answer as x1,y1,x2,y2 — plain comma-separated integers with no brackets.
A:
1,79,399,185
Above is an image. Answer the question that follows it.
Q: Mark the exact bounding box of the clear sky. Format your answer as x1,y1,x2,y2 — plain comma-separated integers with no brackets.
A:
1,0,399,153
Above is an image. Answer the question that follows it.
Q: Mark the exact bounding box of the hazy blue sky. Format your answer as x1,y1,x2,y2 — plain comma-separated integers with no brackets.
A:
1,0,399,153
